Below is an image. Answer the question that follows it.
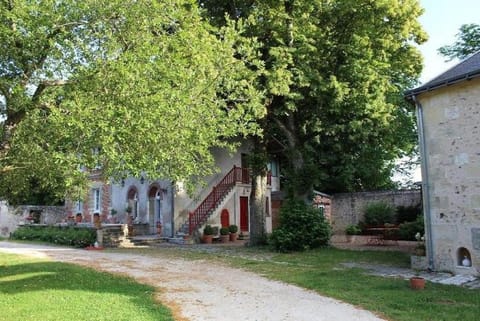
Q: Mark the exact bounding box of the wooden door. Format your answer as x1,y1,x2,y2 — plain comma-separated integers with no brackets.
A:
240,196,249,232
221,209,230,227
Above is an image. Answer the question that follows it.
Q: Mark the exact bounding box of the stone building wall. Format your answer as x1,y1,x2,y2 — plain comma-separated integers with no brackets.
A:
330,190,421,234
418,77,480,275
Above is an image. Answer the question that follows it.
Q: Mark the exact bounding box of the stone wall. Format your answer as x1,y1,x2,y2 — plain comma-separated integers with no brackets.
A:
418,77,480,275
0,202,66,237
330,190,422,234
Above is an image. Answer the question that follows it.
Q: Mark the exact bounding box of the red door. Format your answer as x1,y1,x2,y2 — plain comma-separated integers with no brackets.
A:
221,209,230,227
240,197,249,232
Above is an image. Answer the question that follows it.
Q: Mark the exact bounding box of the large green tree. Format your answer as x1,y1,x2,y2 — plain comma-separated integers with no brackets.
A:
201,0,426,196
200,0,426,244
0,0,265,204
438,23,480,61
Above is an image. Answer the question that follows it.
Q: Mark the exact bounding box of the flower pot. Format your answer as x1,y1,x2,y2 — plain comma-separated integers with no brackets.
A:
230,232,238,242
220,234,229,243
203,235,213,244
410,276,425,290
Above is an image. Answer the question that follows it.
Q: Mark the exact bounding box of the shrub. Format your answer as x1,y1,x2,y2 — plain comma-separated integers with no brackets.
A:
220,227,229,235
399,215,425,241
345,224,361,235
269,198,331,252
228,224,238,233
203,224,214,235
363,201,396,226
10,226,97,248
396,204,422,224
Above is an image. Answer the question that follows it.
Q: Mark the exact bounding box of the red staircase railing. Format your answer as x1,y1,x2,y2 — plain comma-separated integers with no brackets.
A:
188,166,250,234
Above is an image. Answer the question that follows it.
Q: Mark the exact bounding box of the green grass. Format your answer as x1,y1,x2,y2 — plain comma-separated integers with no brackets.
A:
0,253,173,321
231,248,479,321
229,247,480,321
125,246,479,321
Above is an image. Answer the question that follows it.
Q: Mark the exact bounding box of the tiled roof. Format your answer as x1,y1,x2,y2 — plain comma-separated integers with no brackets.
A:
406,51,480,96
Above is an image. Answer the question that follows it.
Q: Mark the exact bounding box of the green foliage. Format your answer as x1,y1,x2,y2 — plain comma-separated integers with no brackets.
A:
438,23,480,61
269,198,331,252
203,224,214,235
201,0,427,195
11,226,96,247
398,215,425,241
0,0,265,201
228,224,238,233
345,224,361,235
0,253,174,321
362,201,396,226
220,227,229,235
396,204,422,224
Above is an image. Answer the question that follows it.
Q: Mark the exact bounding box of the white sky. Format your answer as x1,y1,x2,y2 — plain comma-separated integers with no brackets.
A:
418,0,480,83
396,1,480,184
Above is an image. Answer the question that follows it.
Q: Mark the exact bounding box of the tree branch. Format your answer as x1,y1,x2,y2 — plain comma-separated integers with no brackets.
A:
32,80,69,102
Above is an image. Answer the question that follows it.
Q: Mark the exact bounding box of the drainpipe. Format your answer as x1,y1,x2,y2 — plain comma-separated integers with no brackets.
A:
412,94,435,271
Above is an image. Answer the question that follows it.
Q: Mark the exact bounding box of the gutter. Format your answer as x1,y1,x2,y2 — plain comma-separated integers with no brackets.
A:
406,70,480,98
412,94,435,271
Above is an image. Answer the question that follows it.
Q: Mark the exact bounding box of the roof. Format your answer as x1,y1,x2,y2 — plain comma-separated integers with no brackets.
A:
405,50,480,98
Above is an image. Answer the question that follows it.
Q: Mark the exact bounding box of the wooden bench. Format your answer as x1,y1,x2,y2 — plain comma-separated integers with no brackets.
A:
365,225,399,246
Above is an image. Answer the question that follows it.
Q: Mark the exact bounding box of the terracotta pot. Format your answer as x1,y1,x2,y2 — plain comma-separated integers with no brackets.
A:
203,235,213,244
219,234,229,243
230,233,238,242
410,276,426,290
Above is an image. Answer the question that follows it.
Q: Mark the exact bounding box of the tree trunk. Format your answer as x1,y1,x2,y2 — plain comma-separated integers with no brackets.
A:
248,136,268,246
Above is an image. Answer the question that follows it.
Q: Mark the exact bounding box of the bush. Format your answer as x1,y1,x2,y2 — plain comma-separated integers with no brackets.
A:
220,227,229,235
269,198,331,252
398,215,425,241
396,204,422,224
228,224,238,234
345,224,361,235
203,224,214,235
363,201,396,226
11,226,96,248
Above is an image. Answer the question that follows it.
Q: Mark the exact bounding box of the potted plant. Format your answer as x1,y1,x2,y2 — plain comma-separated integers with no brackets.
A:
202,224,214,244
414,232,426,256
220,227,230,243
345,224,361,243
229,224,239,242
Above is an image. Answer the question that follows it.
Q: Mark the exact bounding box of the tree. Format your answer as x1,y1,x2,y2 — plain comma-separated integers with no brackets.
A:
438,23,480,61
200,0,426,245
0,0,265,203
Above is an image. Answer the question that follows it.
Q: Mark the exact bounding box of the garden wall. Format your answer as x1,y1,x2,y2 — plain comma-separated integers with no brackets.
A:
0,202,65,237
330,190,421,234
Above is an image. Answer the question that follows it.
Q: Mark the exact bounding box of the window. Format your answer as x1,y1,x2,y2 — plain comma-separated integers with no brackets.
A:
267,159,279,177
93,188,101,213
76,200,83,214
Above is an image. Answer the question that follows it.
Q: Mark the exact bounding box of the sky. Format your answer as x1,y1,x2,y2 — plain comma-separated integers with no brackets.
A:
394,0,480,183
418,0,480,83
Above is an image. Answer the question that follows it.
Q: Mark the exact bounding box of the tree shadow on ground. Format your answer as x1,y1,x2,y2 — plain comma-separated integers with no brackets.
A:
0,255,173,321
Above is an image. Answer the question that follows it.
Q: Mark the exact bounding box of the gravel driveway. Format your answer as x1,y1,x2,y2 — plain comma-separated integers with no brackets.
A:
0,241,385,321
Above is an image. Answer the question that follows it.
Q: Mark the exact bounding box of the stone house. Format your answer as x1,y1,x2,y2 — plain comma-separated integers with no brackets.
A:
66,141,280,240
405,51,480,276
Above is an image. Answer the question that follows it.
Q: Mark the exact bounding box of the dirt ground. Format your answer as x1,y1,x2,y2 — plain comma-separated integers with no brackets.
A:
0,241,386,321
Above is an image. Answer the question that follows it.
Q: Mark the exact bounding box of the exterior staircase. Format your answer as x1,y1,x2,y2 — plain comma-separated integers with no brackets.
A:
176,166,250,237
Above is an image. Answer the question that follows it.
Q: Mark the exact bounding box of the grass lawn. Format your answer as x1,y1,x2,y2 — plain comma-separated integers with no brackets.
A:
0,252,173,321
229,247,479,321
130,245,479,321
